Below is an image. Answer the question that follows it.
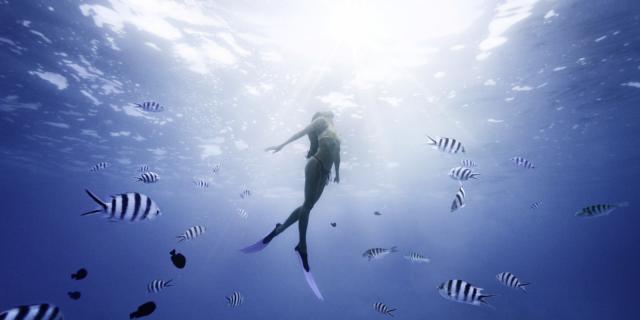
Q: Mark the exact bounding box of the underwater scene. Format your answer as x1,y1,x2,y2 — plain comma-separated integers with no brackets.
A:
1,0,639,319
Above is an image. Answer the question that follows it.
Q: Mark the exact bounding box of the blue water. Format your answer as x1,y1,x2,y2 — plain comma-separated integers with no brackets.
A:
1,0,640,319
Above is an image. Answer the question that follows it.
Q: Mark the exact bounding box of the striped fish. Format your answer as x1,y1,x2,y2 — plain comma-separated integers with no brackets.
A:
226,291,243,307
451,186,466,212
147,279,173,293
135,101,164,112
363,247,397,261
237,208,248,219
135,172,159,184
438,279,494,307
373,302,395,317
403,252,431,263
177,225,206,242
138,165,150,172
0,303,63,320
240,188,251,199
461,159,477,167
449,167,479,181
530,201,542,209
89,161,110,172
511,156,535,169
82,189,161,222
496,272,530,292
576,202,629,218
193,179,209,188
426,136,466,154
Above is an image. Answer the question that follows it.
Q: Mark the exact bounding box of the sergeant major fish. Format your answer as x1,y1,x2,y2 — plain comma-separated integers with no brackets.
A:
496,272,530,292
576,202,629,218
426,136,466,154
135,172,159,184
0,303,63,320
226,291,244,307
449,167,479,181
450,186,466,212
404,252,431,263
82,189,161,222
373,302,395,317
438,279,494,307
363,247,397,261
135,101,164,112
89,161,110,172
177,225,206,242
511,156,535,169
147,279,173,293
461,159,478,167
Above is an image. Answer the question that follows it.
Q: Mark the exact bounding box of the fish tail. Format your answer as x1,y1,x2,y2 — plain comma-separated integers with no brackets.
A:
388,308,396,317
81,209,103,216
390,246,398,253
470,173,480,179
618,201,630,208
177,236,185,242
425,135,437,146
85,189,107,210
71,274,77,280
170,249,176,255
129,311,138,319
479,294,496,309
519,282,530,293
165,279,174,287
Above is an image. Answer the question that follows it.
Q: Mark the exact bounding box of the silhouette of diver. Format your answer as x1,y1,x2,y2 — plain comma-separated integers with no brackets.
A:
242,111,340,300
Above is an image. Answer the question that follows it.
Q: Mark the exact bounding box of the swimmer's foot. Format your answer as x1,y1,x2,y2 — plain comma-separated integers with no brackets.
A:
295,245,324,301
240,224,281,253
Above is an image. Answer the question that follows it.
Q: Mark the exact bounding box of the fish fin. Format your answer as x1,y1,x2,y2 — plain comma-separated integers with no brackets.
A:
425,135,437,146
618,201,630,208
85,189,107,210
390,246,398,253
81,209,102,216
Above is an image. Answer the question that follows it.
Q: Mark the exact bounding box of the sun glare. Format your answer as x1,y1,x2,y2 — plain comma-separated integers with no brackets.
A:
327,1,386,49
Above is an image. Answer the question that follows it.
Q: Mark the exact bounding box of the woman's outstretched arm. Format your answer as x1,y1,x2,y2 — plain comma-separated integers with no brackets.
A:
266,118,327,153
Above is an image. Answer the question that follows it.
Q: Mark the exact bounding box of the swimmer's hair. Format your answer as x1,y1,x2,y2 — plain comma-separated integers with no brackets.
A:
311,111,334,121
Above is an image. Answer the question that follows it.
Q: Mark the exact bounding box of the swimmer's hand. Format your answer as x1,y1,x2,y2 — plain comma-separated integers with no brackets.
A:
333,175,340,184
265,145,283,153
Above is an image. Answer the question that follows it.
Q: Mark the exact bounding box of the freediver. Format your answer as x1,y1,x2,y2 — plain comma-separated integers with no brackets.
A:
241,111,341,300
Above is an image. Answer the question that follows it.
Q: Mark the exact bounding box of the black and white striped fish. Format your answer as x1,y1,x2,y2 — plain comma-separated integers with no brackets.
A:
226,291,243,307
0,303,63,320
461,159,478,167
135,101,165,112
426,136,466,154
438,279,494,307
147,279,173,293
530,201,542,209
403,252,431,263
496,272,530,292
451,186,466,212
373,302,395,317
177,225,206,242
82,189,161,222
449,167,479,181
511,156,535,169
135,172,159,184
362,247,397,261
193,179,209,188
138,165,150,172
89,161,110,172
237,208,248,219
240,188,251,199
576,202,629,218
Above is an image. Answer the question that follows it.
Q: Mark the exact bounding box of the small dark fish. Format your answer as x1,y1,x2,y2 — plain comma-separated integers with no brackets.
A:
170,249,186,269
129,301,156,319
330,222,337,227
68,291,81,300
374,211,382,216
71,268,88,280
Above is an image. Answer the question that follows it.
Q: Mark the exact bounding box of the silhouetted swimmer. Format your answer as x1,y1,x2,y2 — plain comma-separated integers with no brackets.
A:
129,301,156,319
71,268,88,280
242,111,341,300
170,249,186,269
68,291,81,300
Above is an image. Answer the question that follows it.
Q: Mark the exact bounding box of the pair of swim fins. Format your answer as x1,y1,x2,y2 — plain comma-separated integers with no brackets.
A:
241,224,324,301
